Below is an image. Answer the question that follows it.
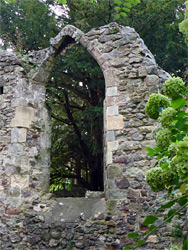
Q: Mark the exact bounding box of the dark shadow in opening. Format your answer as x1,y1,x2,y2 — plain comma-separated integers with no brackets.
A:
0,86,3,94
47,37,105,197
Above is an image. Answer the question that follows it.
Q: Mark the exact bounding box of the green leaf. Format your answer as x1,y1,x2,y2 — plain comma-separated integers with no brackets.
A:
171,97,185,109
120,12,127,16
175,118,187,129
167,209,176,217
166,209,176,222
178,197,188,206
115,6,121,10
177,110,186,118
142,215,158,225
116,14,120,19
160,200,176,209
157,154,163,160
137,239,145,245
147,152,156,157
161,163,169,169
115,0,122,4
182,237,188,250
123,245,132,250
177,134,186,141
155,147,163,152
186,86,188,91
58,0,67,3
186,100,188,106
122,7,130,12
127,232,140,239
145,147,154,152
123,2,132,8
149,225,156,231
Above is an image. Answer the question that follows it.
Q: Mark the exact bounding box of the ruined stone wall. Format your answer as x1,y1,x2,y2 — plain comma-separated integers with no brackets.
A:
0,49,51,210
0,23,179,250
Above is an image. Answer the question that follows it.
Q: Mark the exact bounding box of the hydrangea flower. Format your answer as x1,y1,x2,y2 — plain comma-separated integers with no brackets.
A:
159,107,177,128
145,93,170,120
156,128,171,149
163,77,186,99
146,167,165,192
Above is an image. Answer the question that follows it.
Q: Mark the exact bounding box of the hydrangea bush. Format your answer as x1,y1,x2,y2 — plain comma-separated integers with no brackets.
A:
124,77,188,250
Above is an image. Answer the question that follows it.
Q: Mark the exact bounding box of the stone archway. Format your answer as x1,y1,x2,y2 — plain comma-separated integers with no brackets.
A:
0,23,171,205
32,23,170,199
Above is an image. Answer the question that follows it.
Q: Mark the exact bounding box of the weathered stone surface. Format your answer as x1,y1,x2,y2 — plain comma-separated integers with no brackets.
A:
107,106,119,116
106,87,118,96
11,128,27,143
108,165,122,179
10,106,35,128
107,115,124,130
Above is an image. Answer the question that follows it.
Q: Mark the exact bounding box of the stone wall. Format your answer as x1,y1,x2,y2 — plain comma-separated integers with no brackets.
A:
0,49,51,210
0,23,181,250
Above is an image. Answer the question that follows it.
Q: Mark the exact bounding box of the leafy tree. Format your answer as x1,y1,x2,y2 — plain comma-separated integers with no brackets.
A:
0,0,59,52
47,43,105,192
122,0,188,77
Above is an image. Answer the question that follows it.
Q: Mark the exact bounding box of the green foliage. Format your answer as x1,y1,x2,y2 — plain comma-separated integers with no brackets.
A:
146,167,165,191
156,128,171,148
123,0,187,78
163,77,186,99
56,0,141,20
171,223,183,240
175,137,188,179
145,93,171,120
48,43,105,192
0,0,58,52
159,107,177,128
165,247,182,250
168,143,177,157
114,0,141,19
179,1,188,45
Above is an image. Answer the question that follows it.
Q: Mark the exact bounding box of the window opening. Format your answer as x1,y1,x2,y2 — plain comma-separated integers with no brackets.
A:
47,40,105,197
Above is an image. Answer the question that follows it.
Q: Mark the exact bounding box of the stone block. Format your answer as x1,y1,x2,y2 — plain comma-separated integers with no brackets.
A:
106,152,112,165
107,131,115,141
10,106,35,128
107,115,124,130
104,69,118,87
107,106,119,116
107,141,119,152
138,66,147,77
108,165,122,179
146,235,159,243
145,75,159,86
106,87,118,97
11,128,27,143
106,189,126,200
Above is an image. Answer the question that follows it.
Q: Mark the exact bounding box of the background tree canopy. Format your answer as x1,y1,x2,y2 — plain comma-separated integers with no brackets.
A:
0,0,187,194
